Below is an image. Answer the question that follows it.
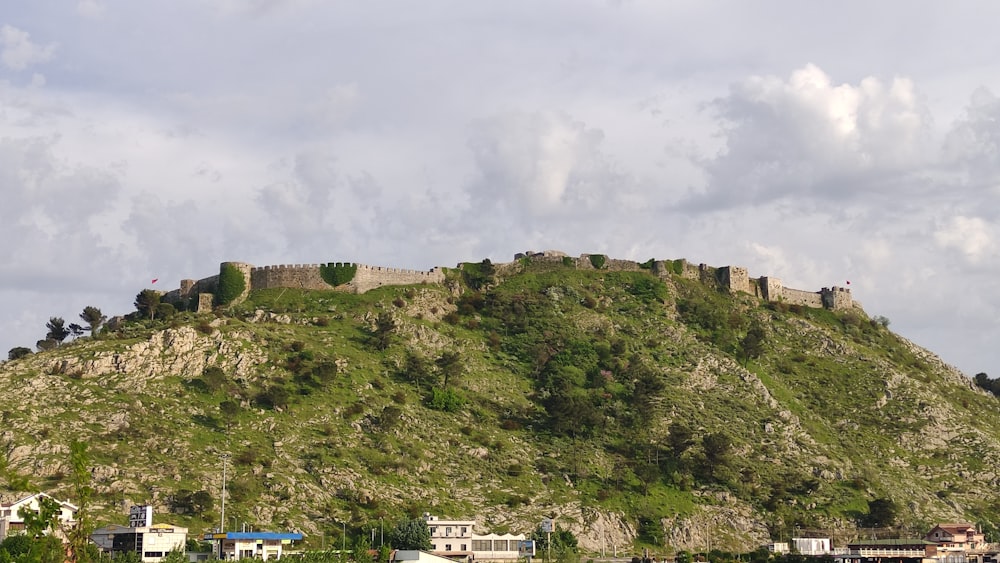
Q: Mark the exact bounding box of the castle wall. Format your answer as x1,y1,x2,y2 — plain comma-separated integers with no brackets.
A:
250,264,330,291
719,266,750,294
347,264,446,293
576,254,641,272
781,287,824,308
222,262,253,303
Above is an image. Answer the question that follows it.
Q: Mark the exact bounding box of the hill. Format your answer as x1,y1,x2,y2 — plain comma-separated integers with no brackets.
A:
2,254,999,556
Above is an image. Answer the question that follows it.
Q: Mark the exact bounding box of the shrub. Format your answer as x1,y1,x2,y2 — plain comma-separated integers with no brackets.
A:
156,302,176,320
393,297,406,308
562,256,574,267
216,264,247,305
588,254,606,269
319,263,358,287
428,388,465,412
196,321,214,335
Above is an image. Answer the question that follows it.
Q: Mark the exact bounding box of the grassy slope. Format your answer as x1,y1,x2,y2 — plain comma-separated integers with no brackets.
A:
2,261,999,552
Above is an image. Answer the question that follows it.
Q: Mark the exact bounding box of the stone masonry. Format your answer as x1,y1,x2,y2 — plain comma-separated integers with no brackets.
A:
161,254,857,313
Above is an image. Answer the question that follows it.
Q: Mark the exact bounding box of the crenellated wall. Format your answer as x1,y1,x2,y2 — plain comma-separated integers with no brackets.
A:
159,254,857,313
346,264,446,293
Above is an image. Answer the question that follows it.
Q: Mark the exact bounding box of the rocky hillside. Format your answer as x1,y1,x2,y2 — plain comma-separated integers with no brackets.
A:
2,258,999,555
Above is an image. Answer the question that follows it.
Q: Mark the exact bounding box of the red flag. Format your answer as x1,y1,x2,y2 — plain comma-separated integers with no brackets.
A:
151,278,159,284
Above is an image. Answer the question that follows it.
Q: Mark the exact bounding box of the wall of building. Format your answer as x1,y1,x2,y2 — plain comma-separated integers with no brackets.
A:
159,255,856,313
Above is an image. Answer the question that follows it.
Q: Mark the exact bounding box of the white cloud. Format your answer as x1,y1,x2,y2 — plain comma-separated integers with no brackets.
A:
695,64,932,208
76,0,107,18
933,215,995,263
0,25,56,71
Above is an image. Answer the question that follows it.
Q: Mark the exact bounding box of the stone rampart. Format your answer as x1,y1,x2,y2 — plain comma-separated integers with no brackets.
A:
781,287,825,308
719,266,749,294
346,264,446,293
158,254,857,313
250,264,330,291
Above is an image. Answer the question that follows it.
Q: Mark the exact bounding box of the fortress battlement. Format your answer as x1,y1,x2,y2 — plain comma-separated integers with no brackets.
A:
164,254,857,314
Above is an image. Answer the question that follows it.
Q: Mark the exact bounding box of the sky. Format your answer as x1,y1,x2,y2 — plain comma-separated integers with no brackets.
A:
2,1,1000,377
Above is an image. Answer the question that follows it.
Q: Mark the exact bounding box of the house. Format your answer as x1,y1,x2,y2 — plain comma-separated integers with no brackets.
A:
925,524,987,552
202,531,303,560
0,493,78,541
423,514,527,562
91,522,188,563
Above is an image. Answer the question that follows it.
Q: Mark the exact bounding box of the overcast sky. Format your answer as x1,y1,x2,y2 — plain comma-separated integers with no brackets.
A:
3,1,1000,376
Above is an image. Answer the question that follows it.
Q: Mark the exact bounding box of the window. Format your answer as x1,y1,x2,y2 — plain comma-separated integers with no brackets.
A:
445,544,452,552
472,540,491,551
461,545,467,551
461,527,467,536
446,527,452,536
144,553,163,558
430,527,437,535
495,540,508,551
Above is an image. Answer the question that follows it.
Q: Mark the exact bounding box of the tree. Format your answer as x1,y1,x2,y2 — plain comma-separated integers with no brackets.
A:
371,312,396,350
7,347,31,361
738,322,767,367
36,339,58,352
134,289,161,321
667,421,694,457
45,317,69,344
386,518,432,551
68,323,86,338
79,306,107,335
861,498,898,528
402,353,436,392
435,350,463,387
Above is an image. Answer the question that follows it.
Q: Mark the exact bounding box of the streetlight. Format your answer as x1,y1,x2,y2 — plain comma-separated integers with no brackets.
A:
220,454,231,533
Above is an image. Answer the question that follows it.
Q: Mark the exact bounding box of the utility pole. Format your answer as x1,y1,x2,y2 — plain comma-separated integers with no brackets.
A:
220,454,230,533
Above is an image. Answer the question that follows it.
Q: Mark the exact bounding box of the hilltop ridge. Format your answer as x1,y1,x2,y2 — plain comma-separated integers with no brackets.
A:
2,252,996,557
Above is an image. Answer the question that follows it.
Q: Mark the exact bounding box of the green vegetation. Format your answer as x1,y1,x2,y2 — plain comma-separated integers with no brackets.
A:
217,263,247,305
588,254,606,269
2,256,998,554
320,262,358,287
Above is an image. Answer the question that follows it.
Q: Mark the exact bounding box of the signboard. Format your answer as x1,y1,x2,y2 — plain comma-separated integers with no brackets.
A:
518,540,536,557
540,519,553,534
128,505,153,528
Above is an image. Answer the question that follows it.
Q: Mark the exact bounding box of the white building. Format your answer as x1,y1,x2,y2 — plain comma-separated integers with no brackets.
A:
202,531,303,560
793,537,831,555
91,523,188,563
0,493,78,541
423,514,527,562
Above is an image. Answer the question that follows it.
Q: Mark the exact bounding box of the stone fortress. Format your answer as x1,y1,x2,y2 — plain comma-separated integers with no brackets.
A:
161,251,857,313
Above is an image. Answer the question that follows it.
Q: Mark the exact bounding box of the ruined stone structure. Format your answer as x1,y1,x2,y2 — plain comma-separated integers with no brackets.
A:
162,261,445,311
160,254,857,313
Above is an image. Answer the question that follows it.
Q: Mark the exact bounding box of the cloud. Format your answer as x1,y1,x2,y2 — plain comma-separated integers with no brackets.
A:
465,111,637,221
76,0,107,18
933,215,996,263
943,88,1000,193
0,25,56,71
693,64,932,209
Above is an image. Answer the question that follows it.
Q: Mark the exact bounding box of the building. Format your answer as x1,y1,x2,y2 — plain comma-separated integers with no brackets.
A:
793,537,832,556
841,538,937,563
202,531,303,560
394,550,469,563
0,493,78,541
925,525,987,552
91,523,188,563
423,514,527,562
